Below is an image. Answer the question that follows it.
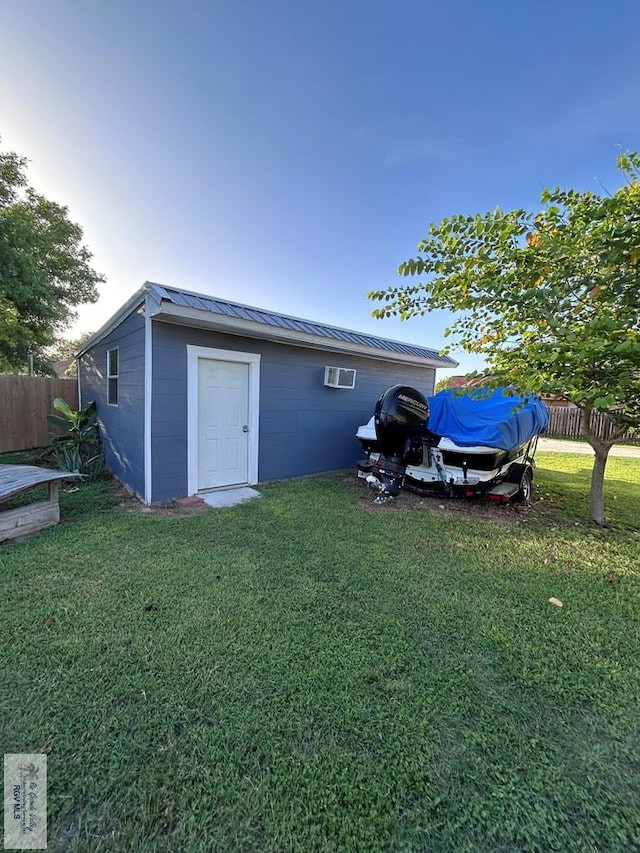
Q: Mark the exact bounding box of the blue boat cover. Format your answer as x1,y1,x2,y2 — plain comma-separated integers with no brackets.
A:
426,388,549,450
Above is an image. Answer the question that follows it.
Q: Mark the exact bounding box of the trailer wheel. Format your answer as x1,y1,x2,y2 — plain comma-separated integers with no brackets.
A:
515,468,533,503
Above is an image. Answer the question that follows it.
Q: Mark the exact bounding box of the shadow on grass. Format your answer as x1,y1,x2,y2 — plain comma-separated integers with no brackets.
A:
2,470,639,852
533,457,639,532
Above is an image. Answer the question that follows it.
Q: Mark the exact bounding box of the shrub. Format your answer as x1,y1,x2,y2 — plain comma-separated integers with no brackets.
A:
45,397,104,481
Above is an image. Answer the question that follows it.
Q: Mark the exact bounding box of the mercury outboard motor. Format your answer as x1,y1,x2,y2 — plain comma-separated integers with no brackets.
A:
373,385,430,497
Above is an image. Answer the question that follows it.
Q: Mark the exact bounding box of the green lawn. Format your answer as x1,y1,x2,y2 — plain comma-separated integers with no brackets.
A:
533,450,640,531
1,452,639,851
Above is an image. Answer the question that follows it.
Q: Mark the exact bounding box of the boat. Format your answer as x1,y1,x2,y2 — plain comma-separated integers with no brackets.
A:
356,385,549,503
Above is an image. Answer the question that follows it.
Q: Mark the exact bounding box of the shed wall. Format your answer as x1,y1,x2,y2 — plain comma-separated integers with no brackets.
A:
79,309,146,498
151,319,435,502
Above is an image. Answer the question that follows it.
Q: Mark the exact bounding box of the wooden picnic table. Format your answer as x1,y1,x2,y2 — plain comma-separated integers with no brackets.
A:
0,465,80,544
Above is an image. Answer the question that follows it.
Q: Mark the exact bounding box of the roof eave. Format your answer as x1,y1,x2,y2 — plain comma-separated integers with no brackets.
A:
152,301,457,368
76,285,148,356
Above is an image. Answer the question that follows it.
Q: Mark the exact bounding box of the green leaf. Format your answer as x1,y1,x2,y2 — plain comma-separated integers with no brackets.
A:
47,414,72,429
52,397,75,419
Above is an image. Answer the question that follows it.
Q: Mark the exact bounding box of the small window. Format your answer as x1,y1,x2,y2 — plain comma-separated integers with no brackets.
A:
107,347,119,405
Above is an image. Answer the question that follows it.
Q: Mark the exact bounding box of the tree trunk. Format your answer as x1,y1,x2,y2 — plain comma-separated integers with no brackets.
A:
589,445,610,526
580,405,613,526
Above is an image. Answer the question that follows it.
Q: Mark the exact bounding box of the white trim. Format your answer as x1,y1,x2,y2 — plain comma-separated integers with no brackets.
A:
106,346,119,406
187,345,261,496
144,301,153,504
76,358,82,408
156,304,454,368
77,288,146,355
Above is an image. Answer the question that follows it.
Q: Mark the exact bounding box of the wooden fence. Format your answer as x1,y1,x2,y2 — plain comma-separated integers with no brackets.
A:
0,376,79,453
546,405,639,444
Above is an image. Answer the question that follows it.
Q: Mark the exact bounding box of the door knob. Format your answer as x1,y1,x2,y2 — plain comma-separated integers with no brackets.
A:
242,425,249,433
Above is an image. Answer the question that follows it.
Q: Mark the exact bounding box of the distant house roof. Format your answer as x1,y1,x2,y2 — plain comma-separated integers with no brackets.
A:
79,282,458,369
445,375,471,389
52,357,75,377
446,374,490,388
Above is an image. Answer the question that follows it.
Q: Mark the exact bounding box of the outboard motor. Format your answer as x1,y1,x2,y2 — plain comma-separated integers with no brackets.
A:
373,385,430,497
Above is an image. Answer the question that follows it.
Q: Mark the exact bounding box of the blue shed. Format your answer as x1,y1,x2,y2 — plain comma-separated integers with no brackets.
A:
78,283,457,504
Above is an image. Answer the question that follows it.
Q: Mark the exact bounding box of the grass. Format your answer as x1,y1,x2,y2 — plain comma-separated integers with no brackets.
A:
533,450,640,531
1,451,639,851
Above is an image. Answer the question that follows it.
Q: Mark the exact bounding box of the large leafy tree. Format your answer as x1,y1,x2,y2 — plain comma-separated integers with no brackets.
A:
368,152,640,526
0,141,104,373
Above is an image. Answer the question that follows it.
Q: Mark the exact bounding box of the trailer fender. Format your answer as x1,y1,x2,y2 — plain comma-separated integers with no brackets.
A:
506,462,533,503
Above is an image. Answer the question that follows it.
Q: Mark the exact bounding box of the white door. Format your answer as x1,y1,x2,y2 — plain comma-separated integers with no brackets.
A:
198,359,249,489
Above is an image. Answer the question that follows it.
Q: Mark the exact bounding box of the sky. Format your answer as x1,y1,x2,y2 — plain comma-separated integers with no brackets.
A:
2,0,640,376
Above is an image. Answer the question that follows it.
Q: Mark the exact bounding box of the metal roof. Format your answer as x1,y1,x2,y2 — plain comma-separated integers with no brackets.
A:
147,282,457,366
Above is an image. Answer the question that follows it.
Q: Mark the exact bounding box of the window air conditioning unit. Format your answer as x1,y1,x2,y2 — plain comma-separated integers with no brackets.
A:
324,366,357,389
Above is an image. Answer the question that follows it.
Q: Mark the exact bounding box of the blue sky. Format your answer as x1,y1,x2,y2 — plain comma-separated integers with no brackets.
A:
2,0,639,376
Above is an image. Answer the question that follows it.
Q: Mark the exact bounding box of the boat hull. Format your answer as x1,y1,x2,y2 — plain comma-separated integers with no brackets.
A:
356,418,536,498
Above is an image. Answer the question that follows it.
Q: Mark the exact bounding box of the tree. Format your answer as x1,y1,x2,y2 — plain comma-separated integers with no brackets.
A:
368,152,640,526
48,331,94,376
434,376,453,393
0,141,104,373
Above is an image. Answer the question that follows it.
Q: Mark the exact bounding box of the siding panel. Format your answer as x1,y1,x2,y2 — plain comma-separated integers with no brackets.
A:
151,319,434,502
79,310,145,498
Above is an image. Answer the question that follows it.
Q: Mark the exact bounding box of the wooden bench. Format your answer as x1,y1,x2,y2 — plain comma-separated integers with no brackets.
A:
0,465,81,544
